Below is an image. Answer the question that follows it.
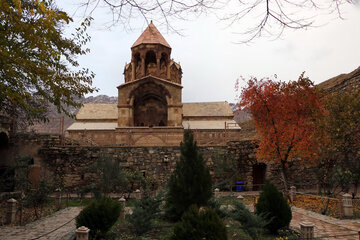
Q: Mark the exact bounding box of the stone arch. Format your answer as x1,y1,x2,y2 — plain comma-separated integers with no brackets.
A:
0,131,13,191
0,131,9,149
135,135,166,146
252,163,267,190
130,81,170,127
145,50,157,75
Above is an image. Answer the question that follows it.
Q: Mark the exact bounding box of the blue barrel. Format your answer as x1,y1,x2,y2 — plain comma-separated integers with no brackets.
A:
236,181,244,192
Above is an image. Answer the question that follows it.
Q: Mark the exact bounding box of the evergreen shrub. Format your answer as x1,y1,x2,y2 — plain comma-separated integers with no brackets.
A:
165,130,212,221
76,197,121,239
255,181,292,234
229,201,268,240
171,205,227,240
129,196,161,236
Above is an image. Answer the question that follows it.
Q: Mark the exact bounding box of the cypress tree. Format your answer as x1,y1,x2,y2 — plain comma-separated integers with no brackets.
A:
165,130,212,221
255,181,292,234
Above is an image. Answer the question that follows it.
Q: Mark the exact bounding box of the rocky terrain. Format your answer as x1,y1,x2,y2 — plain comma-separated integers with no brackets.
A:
317,66,360,93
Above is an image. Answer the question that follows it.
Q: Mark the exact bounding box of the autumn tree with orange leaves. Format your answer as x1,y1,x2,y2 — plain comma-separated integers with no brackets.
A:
238,73,324,192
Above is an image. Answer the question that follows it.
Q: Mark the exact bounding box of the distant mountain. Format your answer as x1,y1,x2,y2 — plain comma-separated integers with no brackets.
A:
229,103,251,124
26,95,117,134
317,66,360,93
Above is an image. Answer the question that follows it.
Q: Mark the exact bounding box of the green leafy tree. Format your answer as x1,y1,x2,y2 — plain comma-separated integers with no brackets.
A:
213,152,238,191
84,155,149,198
0,0,96,125
255,181,292,234
24,180,51,219
165,130,212,221
316,89,360,198
171,205,227,240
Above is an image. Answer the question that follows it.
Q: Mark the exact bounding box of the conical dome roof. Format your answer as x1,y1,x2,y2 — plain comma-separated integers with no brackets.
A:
132,21,171,48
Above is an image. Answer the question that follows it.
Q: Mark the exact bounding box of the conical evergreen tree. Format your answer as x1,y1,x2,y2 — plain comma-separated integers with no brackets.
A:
165,130,212,221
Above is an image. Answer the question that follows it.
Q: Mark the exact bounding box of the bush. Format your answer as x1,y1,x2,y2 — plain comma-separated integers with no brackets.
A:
76,197,121,239
255,181,292,234
172,205,227,240
165,130,212,221
24,180,51,219
207,198,227,218
228,201,268,240
128,195,161,236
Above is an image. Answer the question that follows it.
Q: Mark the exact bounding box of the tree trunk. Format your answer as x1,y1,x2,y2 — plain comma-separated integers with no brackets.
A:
321,197,330,215
280,163,290,200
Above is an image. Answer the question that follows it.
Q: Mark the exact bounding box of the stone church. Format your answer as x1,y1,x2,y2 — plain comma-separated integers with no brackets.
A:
67,22,242,146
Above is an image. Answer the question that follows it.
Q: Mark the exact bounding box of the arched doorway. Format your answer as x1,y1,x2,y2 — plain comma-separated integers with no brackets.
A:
134,94,167,127
252,163,267,191
0,131,14,191
130,81,170,127
0,131,9,148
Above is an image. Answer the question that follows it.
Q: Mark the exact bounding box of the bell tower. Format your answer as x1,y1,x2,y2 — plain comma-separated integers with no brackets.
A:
123,21,182,84
117,21,183,141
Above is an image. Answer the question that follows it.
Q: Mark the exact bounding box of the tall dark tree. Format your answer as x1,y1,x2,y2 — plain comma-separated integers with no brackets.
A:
165,130,212,221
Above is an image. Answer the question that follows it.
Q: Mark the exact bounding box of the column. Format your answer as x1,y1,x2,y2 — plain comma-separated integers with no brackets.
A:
214,188,220,199
119,197,126,220
300,222,314,240
135,189,141,200
141,57,145,76
290,186,296,202
76,226,90,240
342,193,353,217
131,62,135,81
6,198,17,224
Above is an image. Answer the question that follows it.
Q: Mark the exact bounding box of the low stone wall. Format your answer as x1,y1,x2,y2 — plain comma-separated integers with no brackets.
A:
39,144,227,190
4,133,318,192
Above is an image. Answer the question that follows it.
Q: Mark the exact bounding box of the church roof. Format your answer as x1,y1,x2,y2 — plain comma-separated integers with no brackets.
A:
76,104,117,120
67,122,117,130
183,102,234,117
74,101,234,121
132,21,171,48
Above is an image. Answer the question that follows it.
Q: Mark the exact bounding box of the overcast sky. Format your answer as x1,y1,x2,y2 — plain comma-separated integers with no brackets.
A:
59,2,360,103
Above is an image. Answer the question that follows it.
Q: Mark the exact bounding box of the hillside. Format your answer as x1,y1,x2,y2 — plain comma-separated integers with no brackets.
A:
26,95,117,134
317,66,360,93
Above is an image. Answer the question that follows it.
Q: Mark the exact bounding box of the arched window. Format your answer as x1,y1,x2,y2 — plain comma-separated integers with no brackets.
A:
160,52,168,67
145,51,157,75
145,51,156,65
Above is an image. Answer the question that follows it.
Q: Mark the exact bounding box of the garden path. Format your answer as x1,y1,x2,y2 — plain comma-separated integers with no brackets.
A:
291,206,360,240
0,207,81,240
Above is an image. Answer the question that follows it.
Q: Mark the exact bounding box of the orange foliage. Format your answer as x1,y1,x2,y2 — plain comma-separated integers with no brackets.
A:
238,74,324,167
291,194,341,218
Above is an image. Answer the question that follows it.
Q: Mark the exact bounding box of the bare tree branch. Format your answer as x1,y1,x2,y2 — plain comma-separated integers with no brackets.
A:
69,0,355,42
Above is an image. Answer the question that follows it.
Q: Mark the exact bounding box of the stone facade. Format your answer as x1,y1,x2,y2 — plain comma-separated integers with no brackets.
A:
67,22,242,147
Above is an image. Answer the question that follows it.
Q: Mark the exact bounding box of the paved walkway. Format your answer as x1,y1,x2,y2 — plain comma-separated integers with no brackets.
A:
291,206,360,240
0,207,82,240
2,204,360,240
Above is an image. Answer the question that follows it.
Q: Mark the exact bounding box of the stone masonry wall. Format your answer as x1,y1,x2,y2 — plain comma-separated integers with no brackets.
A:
39,144,227,191
5,133,317,192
